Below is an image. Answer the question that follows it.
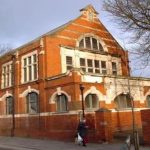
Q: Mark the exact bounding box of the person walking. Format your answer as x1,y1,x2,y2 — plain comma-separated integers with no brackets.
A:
77,118,88,146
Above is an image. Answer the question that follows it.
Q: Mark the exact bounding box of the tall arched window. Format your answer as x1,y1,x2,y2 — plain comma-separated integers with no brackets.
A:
114,94,132,109
79,36,104,52
55,94,68,112
6,96,13,115
85,94,99,109
26,92,39,114
146,95,150,107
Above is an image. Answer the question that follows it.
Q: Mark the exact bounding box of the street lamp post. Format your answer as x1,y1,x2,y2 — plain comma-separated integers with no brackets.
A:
80,84,85,118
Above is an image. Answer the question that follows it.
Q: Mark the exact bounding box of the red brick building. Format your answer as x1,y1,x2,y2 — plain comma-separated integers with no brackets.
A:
0,5,150,142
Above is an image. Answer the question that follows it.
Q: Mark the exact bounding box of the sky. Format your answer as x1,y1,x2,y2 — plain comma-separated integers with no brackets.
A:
0,0,149,77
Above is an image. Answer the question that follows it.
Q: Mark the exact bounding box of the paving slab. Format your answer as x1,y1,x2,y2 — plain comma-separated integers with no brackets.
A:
0,136,149,150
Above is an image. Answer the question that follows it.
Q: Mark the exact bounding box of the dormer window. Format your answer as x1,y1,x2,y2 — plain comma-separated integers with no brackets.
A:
79,36,104,52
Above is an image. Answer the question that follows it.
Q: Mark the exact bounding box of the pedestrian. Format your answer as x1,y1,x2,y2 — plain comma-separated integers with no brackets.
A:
77,118,88,146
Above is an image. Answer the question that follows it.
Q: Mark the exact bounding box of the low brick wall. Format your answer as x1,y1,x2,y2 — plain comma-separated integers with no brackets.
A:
141,109,150,145
0,110,143,143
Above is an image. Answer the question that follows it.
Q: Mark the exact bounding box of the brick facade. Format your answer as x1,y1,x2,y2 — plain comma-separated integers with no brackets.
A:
0,5,150,143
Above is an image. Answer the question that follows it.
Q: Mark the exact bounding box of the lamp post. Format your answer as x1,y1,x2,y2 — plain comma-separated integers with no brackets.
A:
80,84,85,118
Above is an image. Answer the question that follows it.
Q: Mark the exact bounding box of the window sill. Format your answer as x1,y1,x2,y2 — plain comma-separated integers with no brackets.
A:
21,79,38,85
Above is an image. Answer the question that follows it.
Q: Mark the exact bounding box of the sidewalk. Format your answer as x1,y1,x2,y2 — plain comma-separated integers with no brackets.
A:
0,136,149,150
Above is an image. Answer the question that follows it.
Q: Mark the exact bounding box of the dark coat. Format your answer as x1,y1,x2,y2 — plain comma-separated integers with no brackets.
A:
77,122,88,138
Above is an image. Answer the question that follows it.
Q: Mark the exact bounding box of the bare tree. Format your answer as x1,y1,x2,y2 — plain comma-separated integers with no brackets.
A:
0,43,12,56
103,0,150,66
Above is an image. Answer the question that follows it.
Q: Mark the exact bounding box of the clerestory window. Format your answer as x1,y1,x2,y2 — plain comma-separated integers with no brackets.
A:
79,36,104,52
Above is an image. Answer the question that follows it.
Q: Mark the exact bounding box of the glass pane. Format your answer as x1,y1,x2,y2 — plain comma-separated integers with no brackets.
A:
81,68,86,72
6,96,13,114
24,68,27,82
27,92,38,113
29,66,32,80
85,95,90,108
115,94,131,109
95,69,100,73
33,54,37,63
112,62,117,70
80,58,85,66
28,56,31,64
101,61,106,68
92,94,98,108
33,64,37,79
147,95,150,107
99,43,104,51
85,37,91,49
56,94,67,112
60,95,67,111
92,38,98,50
87,59,92,67
79,39,84,48
66,56,72,65
67,66,73,70
94,60,99,68
24,58,27,66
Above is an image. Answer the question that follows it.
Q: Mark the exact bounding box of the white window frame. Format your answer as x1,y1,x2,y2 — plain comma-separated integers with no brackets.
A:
21,51,38,84
1,61,13,89
112,62,117,75
66,56,73,71
60,47,122,75
78,36,104,51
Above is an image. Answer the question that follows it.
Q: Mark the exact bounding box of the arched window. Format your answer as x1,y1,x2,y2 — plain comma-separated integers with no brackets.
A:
55,94,68,112
146,95,150,107
85,94,99,109
79,36,104,52
6,96,13,115
26,92,39,114
114,94,132,109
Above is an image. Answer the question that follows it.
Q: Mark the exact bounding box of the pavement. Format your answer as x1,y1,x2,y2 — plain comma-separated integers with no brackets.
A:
0,136,149,150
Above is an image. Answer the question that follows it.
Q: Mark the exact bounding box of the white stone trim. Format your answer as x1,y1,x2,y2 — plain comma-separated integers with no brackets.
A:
79,86,105,102
144,89,150,101
0,91,13,101
49,87,71,104
60,47,122,76
19,86,39,98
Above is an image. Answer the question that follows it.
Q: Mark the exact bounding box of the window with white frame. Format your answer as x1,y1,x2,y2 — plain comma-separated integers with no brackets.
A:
112,62,117,75
55,94,68,112
79,58,107,74
1,61,13,88
85,94,99,109
80,58,86,72
26,92,39,114
22,51,38,83
79,36,104,52
66,56,73,71
6,96,13,115
101,61,107,74
87,59,93,73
